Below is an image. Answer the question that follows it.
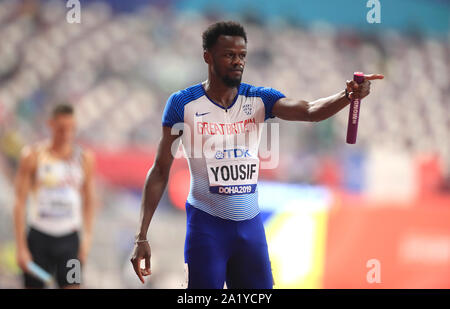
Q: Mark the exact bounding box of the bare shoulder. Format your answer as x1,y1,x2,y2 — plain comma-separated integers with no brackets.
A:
19,142,42,168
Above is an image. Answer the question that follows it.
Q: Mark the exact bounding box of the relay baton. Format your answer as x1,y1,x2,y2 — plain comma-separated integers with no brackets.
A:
27,261,54,286
346,72,365,144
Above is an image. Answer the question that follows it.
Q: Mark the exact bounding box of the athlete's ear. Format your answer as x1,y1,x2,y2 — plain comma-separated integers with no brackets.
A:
203,49,211,64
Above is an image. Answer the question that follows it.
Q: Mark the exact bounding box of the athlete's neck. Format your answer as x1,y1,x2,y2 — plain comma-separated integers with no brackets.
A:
203,78,239,108
49,140,73,159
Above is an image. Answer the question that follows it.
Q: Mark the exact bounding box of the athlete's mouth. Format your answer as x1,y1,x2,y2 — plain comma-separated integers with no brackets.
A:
230,69,243,74
230,67,243,73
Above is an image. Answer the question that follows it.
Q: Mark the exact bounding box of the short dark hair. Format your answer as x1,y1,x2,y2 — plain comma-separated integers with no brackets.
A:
51,103,74,118
202,21,247,51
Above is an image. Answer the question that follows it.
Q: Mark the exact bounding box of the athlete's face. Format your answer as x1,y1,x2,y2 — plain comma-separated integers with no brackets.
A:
206,35,247,88
48,114,76,145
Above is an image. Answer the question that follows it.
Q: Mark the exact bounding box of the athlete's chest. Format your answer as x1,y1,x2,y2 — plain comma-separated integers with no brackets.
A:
184,95,265,136
36,157,84,189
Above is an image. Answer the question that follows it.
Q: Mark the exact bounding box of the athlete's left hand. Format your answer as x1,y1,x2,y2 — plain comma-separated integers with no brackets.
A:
130,241,152,284
346,74,384,100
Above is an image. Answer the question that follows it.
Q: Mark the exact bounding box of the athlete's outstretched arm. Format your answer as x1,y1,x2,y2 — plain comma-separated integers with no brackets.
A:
13,146,37,272
79,149,96,264
130,125,181,284
272,74,384,122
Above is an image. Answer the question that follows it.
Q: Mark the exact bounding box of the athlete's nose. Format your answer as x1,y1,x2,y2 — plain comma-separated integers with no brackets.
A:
231,55,244,69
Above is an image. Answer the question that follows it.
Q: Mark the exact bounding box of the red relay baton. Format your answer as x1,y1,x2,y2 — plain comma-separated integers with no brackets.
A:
346,72,365,144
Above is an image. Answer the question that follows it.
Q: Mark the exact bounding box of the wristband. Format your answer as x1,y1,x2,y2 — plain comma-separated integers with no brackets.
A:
135,239,148,244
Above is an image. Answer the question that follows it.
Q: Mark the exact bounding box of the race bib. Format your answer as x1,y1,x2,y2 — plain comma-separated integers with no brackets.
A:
36,187,75,219
206,151,259,195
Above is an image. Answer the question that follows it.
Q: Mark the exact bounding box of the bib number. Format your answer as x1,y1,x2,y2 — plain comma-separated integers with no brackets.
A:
206,158,259,195
37,188,74,218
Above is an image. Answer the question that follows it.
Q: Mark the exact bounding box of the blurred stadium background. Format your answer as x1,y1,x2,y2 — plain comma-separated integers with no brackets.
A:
0,0,449,288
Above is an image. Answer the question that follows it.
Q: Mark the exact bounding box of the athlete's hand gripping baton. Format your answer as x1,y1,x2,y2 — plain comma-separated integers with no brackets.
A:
346,72,365,144
27,261,54,286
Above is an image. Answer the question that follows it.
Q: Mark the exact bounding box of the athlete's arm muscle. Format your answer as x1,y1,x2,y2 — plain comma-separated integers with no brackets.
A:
79,149,96,264
130,125,181,283
13,146,37,272
271,97,313,122
271,91,350,122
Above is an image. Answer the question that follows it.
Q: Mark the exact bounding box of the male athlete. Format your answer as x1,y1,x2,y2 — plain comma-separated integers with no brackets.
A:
14,104,96,288
130,21,383,288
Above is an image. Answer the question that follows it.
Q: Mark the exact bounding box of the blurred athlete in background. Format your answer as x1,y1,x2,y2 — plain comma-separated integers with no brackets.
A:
13,104,96,288
131,21,383,288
